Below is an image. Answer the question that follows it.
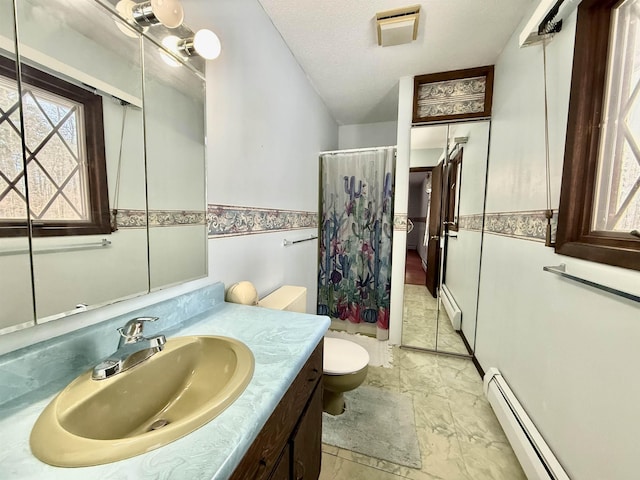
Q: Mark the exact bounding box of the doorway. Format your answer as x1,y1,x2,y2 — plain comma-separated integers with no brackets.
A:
404,167,431,287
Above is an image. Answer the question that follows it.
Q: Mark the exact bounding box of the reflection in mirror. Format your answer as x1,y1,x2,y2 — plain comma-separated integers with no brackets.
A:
15,0,149,322
0,0,208,336
402,121,490,355
143,38,207,291
401,124,447,350
0,0,35,334
438,120,490,354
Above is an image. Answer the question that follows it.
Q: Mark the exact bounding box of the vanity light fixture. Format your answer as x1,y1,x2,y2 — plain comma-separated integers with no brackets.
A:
161,29,222,64
181,29,222,60
115,0,184,30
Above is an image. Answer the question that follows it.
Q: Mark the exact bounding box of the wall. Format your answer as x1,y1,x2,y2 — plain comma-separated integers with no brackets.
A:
338,121,397,149
475,10,640,480
409,148,442,168
183,0,338,313
389,76,413,345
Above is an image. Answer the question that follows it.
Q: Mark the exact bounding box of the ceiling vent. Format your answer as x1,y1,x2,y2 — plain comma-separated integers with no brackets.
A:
376,5,421,47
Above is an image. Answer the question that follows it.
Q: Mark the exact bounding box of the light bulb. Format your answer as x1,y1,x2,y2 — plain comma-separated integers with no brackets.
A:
151,0,184,29
115,0,144,38
193,29,221,60
160,35,182,67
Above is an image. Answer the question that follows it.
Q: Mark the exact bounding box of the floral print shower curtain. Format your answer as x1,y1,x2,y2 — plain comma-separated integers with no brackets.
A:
317,147,395,339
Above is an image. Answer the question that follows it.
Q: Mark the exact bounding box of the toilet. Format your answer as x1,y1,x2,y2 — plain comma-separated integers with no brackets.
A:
322,337,369,415
235,283,370,415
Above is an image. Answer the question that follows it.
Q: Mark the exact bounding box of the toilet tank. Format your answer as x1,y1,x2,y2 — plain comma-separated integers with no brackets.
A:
258,286,307,313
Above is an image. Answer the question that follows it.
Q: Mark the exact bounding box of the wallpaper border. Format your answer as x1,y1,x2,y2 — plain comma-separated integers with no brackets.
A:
116,209,206,229
394,214,408,231
117,207,558,242
483,210,558,243
207,204,318,238
458,214,484,232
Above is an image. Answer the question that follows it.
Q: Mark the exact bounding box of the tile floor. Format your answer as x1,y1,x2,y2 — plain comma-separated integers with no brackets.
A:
402,284,468,355
320,347,526,480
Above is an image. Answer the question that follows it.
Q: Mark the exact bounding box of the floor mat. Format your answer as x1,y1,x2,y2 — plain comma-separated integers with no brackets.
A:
322,386,422,469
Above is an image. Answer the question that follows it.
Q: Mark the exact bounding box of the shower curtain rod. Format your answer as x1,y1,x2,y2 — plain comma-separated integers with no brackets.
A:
319,145,397,155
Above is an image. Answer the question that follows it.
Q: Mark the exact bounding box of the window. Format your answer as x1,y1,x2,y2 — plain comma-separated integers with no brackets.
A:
0,56,109,237
556,0,640,270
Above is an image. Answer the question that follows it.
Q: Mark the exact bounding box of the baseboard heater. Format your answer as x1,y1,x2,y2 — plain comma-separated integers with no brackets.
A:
440,284,461,330
483,369,570,480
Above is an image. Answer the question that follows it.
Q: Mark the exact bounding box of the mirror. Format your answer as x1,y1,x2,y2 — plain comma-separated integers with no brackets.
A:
15,0,148,321
0,0,207,333
402,124,447,351
143,38,207,290
0,0,35,335
402,120,490,355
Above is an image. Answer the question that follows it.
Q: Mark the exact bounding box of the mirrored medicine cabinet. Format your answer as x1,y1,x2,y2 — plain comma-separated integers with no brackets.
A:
0,0,207,335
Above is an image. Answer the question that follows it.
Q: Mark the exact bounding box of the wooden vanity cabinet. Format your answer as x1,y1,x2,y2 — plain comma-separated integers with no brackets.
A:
230,340,323,480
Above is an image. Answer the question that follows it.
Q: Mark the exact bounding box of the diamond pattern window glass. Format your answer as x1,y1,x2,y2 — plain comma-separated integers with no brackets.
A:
593,0,640,233
0,56,109,237
0,76,25,220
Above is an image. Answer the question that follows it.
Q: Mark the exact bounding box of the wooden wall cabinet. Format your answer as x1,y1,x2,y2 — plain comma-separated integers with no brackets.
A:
231,340,323,480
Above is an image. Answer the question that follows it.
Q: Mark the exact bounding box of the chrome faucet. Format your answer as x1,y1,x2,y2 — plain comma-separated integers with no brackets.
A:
92,316,166,380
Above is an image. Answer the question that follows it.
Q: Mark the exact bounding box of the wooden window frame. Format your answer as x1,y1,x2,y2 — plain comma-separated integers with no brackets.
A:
445,148,463,232
556,0,640,271
0,55,110,238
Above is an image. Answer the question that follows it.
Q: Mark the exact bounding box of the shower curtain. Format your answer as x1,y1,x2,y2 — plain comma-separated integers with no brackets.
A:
317,147,395,340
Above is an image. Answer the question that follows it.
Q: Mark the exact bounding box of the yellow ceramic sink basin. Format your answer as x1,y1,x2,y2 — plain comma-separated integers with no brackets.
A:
30,335,254,467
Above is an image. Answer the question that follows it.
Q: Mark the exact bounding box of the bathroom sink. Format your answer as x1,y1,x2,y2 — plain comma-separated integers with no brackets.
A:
30,335,254,467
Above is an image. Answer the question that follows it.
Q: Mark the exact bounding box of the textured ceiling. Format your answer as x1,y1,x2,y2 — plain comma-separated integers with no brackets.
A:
257,0,533,125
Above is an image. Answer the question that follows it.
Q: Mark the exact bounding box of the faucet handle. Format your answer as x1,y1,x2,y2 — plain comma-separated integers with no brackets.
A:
117,316,159,344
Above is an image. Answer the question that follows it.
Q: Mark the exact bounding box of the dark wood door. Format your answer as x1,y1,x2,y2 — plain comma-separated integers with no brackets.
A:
426,162,443,297
291,383,323,480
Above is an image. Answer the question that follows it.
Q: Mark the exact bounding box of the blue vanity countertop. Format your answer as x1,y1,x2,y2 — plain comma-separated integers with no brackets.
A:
0,301,329,480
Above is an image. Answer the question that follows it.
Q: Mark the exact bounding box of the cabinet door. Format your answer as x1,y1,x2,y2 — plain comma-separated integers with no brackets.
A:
269,443,290,480
230,343,323,480
291,383,322,480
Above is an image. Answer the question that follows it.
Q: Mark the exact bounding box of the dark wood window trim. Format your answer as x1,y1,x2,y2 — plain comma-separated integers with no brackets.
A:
445,148,463,232
413,66,494,124
0,55,110,238
556,0,640,271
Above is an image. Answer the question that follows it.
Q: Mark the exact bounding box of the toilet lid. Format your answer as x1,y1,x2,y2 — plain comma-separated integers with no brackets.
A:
323,337,370,375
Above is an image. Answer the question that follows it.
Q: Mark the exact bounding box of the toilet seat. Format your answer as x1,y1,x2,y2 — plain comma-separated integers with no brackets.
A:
323,337,369,375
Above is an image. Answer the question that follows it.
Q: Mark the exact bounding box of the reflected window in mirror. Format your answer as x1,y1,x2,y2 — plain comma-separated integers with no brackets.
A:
0,57,109,238
557,0,640,270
